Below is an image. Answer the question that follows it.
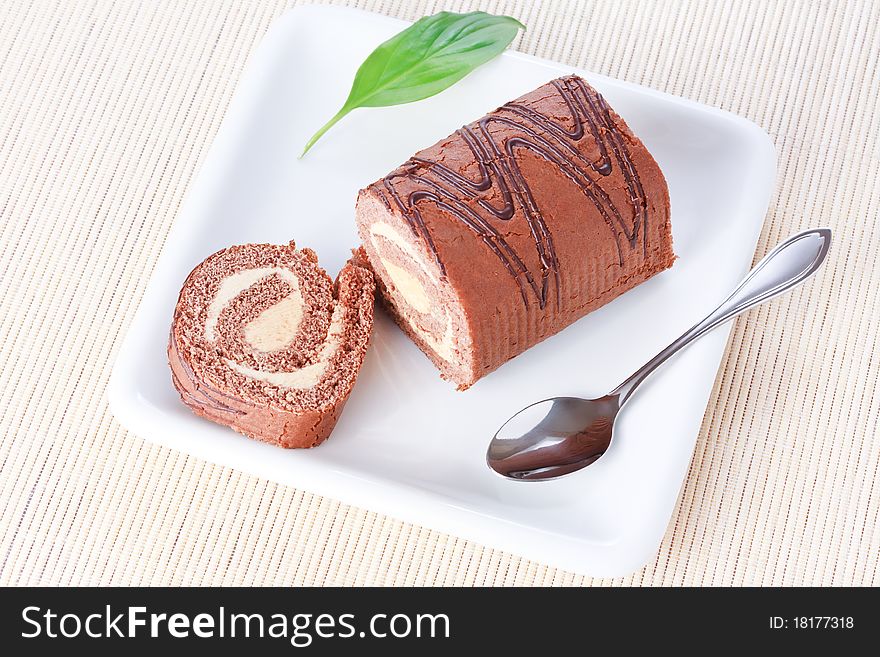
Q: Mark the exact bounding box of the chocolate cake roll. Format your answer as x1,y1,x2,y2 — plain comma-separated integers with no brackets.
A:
168,242,374,448
356,75,675,389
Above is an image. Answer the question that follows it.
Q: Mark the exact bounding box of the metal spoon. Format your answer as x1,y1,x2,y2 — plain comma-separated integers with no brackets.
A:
487,227,832,481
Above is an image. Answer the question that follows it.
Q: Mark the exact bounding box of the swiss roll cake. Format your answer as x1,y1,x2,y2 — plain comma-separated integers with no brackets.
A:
168,242,374,448
356,75,675,389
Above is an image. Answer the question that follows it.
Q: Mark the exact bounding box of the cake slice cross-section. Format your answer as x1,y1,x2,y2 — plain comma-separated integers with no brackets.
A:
355,74,675,389
168,242,374,448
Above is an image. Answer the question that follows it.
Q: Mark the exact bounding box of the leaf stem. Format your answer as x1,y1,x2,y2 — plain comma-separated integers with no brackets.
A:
299,107,351,158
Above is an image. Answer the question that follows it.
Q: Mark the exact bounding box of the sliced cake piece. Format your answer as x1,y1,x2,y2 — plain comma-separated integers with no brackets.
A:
168,242,374,448
355,74,675,389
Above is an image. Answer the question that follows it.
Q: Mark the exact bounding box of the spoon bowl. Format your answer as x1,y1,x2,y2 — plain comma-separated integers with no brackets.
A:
487,227,832,481
488,395,621,480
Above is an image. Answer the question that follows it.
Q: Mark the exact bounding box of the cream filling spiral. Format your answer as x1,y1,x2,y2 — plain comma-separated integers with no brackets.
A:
369,222,455,362
204,266,341,389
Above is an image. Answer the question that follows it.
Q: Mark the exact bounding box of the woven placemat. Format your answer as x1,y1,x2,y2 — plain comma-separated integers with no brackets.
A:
0,0,877,586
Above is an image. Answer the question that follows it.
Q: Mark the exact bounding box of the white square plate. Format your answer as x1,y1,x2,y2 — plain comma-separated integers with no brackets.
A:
108,5,775,577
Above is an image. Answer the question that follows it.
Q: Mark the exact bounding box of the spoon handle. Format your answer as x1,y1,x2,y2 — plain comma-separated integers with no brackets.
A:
612,227,832,406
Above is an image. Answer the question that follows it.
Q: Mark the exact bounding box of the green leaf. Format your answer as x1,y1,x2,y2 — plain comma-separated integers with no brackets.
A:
300,11,525,157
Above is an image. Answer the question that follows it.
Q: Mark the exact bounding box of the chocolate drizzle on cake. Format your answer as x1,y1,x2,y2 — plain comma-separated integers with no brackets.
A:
169,333,245,416
380,75,650,309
